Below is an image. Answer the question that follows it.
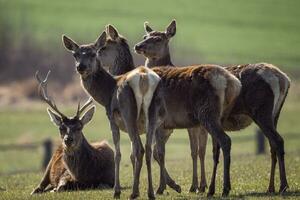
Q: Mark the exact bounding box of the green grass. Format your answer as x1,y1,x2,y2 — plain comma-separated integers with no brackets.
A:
1,0,300,68
0,97,300,199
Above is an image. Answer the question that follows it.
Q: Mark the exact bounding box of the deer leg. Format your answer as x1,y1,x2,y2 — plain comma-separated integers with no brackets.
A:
268,146,277,193
202,119,231,197
253,113,288,194
145,107,156,200
129,131,144,200
187,128,199,193
31,158,52,195
153,137,181,194
198,127,208,193
207,137,220,197
56,173,75,192
109,119,122,199
130,142,136,177
155,128,167,195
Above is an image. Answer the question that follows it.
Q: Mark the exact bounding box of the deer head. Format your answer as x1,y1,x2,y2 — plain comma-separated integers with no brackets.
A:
97,24,132,69
134,20,176,59
62,32,106,78
36,71,95,152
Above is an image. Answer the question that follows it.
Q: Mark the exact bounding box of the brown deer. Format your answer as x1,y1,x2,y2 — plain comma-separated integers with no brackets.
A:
100,24,206,194
135,20,208,193
62,33,162,199
31,71,115,194
96,27,243,197
134,19,290,196
98,24,182,193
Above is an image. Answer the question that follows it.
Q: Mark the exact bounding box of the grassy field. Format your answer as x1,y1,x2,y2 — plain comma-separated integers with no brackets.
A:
0,96,300,199
1,0,300,199
1,0,300,69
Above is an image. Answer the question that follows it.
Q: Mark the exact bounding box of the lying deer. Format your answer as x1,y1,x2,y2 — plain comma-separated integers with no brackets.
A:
76,29,242,197
134,19,290,196
31,71,115,194
62,33,161,199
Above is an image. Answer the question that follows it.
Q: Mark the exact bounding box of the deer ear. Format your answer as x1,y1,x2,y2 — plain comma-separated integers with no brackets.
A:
62,35,79,52
106,24,119,40
166,19,176,38
47,109,62,127
80,106,95,125
94,31,106,49
144,22,153,33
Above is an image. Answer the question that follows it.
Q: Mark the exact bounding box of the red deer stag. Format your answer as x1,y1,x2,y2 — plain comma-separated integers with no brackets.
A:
134,19,290,196
31,71,115,194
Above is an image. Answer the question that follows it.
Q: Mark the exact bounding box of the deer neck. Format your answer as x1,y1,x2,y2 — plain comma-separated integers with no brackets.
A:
81,61,116,107
145,52,174,68
62,136,93,179
109,44,135,75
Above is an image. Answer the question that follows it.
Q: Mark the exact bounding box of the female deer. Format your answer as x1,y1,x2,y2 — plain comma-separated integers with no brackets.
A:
134,20,290,196
62,33,161,199
94,27,242,197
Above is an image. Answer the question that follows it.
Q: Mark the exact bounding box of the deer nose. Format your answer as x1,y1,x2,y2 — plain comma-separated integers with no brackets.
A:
76,64,86,72
134,44,144,51
64,136,73,146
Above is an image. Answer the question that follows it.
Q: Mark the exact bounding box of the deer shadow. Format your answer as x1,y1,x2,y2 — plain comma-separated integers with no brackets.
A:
243,190,300,197
200,190,300,200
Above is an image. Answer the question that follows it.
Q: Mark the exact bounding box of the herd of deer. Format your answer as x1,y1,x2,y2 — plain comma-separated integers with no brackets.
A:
31,20,291,199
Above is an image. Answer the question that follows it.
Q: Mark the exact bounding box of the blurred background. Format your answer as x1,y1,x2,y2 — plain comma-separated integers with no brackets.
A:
0,0,299,199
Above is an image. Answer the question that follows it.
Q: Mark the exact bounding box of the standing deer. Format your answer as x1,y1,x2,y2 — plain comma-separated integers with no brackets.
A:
134,19,290,196
31,71,115,194
135,20,208,193
99,24,206,193
96,26,243,197
98,24,181,193
62,32,162,199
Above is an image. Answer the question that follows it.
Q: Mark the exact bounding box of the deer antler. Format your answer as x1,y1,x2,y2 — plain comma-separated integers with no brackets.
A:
76,97,93,117
35,70,67,119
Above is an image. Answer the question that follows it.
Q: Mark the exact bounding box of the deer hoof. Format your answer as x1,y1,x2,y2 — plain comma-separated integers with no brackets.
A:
222,188,230,197
279,184,288,194
156,186,166,195
148,192,155,200
207,186,215,197
267,186,275,194
114,191,121,199
129,192,139,200
31,187,43,195
198,185,206,193
173,184,181,193
189,185,198,193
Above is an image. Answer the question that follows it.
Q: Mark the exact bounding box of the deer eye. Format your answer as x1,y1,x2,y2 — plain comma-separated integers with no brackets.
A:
73,52,79,57
59,126,67,133
154,37,162,42
143,35,147,39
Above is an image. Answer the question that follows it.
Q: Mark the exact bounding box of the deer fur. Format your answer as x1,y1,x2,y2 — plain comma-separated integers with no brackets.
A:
63,32,162,199
136,20,209,193
134,20,290,196
97,25,242,197
98,25,182,193
31,74,115,194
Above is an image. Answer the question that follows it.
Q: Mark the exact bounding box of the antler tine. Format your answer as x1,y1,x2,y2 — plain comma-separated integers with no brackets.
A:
35,70,67,118
77,97,93,117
